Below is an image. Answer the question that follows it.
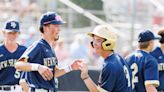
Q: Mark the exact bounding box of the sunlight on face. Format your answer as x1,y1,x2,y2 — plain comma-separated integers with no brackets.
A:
46,24,61,41
92,35,105,54
4,31,19,42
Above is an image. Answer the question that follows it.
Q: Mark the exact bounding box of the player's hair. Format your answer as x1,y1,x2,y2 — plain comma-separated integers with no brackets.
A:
39,24,49,33
139,41,151,49
158,28,164,36
157,28,164,44
39,26,44,33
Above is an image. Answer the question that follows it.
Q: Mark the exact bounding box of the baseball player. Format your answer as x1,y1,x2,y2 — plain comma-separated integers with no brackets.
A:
15,12,81,92
0,19,27,92
126,30,159,92
150,28,164,92
79,25,132,92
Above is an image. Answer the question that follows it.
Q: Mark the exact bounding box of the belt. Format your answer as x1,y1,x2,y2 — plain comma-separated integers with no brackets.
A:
0,85,15,91
30,87,52,92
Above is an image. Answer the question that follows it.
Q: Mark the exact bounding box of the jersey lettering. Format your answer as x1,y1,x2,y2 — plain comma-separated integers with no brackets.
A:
44,57,57,66
158,63,164,71
0,59,17,69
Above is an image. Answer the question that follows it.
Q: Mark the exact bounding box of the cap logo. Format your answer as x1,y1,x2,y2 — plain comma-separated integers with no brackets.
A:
10,22,16,28
55,15,62,21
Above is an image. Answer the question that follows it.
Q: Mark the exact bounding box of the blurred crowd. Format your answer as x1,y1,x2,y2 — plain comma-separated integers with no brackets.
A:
1,0,163,69
0,0,103,68
0,0,40,20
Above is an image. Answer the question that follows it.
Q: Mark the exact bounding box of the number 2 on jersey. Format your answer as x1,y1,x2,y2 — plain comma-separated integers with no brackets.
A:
131,63,138,89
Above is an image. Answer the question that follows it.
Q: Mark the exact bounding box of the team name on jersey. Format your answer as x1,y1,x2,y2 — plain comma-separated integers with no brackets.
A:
0,59,17,70
158,63,164,71
44,57,57,67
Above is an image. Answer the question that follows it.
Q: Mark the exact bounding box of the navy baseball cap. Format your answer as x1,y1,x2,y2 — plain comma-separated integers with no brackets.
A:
4,20,20,32
40,12,65,26
138,30,160,42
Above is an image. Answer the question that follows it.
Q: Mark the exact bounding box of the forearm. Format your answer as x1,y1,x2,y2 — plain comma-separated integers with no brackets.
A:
15,62,39,71
145,84,157,92
15,62,32,71
83,77,99,92
54,65,72,77
54,69,66,77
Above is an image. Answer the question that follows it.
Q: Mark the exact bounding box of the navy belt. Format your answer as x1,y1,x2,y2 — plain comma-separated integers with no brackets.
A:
0,86,15,91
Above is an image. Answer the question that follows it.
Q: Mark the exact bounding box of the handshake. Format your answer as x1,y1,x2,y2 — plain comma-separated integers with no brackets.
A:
70,60,89,80
37,59,89,81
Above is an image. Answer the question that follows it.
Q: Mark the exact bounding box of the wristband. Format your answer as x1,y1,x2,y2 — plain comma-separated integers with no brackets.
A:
31,64,40,71
63,65,72,73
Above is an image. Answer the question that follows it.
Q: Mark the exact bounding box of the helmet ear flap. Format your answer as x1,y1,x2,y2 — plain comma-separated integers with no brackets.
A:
102,39,115,50
90,41,94,48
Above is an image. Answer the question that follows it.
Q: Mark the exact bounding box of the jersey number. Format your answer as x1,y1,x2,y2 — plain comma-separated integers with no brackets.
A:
14,71,21,78
123,65,131,87
131,63,138,89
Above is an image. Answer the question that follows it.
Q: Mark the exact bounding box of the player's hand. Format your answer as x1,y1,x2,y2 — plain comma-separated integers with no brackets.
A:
71,60,83,70
38,65,53,81
79,62,89,79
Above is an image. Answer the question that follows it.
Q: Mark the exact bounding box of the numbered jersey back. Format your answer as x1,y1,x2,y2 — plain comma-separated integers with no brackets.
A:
126,50,159,92
99,53,132,92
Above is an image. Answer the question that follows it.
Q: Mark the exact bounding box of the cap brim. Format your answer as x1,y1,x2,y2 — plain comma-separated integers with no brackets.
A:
3,29,20,32
87,32,105,39
154,36,161,40
50,21,66,25
88,32,94,37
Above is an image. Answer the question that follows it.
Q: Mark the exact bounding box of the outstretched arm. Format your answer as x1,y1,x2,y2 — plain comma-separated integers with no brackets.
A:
54,60,81,77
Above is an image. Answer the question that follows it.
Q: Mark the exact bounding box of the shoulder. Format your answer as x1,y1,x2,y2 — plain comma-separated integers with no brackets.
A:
28,40,42,49
18,45,27,50
150,47,161,54
103,62,117,76
140,53,158,67
125,51,140,61
105,54,124,71
147,54,157,62
150,47,161,57
0,44,6,53
24,40,42,54
0,44,4,49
